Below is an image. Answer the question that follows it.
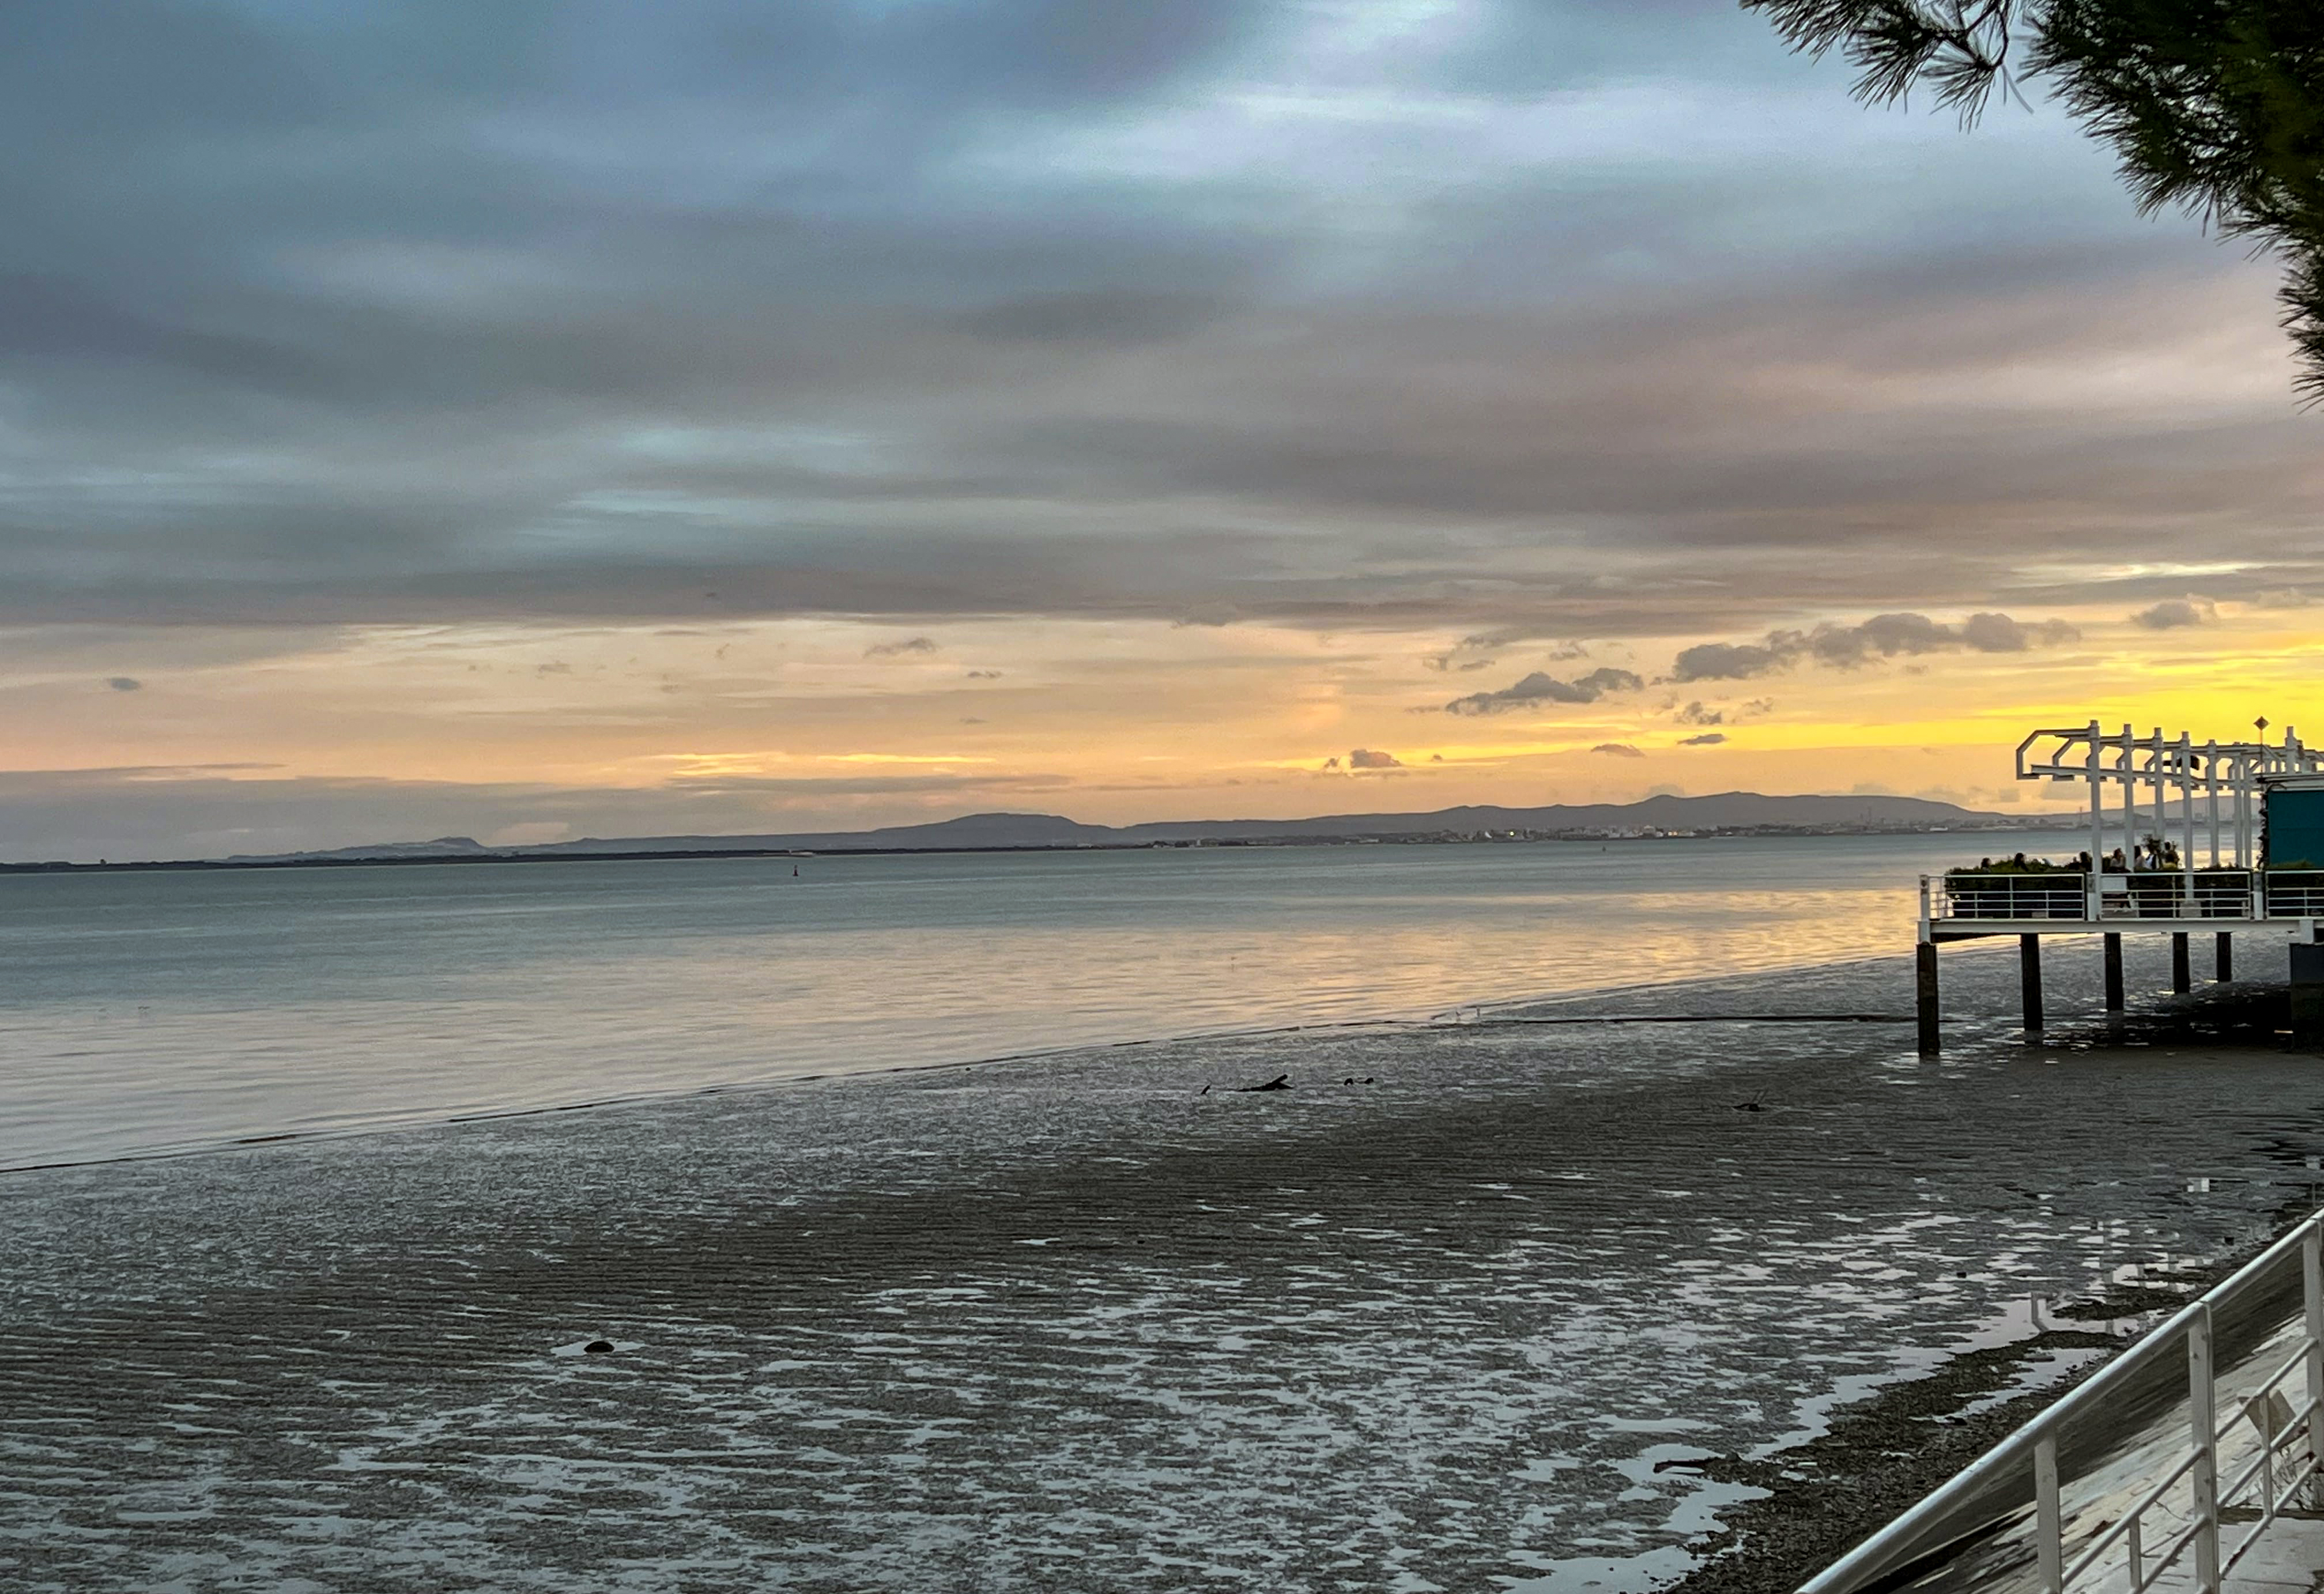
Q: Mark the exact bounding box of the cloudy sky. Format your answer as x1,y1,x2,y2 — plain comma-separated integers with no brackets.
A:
3,0,2317,860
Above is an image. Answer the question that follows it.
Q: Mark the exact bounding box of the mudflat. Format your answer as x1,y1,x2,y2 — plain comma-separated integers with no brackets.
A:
3,946,2319,1593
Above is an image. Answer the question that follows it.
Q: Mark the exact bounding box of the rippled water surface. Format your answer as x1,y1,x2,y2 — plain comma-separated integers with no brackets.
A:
0,830,2068,1166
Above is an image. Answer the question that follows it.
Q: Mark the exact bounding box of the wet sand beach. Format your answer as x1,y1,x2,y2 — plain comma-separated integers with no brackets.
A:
5,943,2322,1593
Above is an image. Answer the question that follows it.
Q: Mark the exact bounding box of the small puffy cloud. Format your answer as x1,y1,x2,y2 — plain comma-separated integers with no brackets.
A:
1446,666,1643,715
1174,603,1240,628
1669,613,2078,680
1669,639,1797,682
105,677,142,692
1321,756,1341,770
2131,597,2212,629
964,668,1003,679
1675,701,1723,726
1424,629,1529,672
1678,732,1727,746
1429,753,1444,762
1957,612,2079,652
1591,742,1645,758
1349,748,1402,769
866,636,939,657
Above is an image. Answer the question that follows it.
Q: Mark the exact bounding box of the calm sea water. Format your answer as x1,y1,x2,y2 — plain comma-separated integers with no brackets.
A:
0,830,2065,1169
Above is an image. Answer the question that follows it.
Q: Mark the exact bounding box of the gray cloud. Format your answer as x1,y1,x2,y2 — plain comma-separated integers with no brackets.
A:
1591,742,1645,757
1678,732,1727,746
1348,748,1401,769
1674,701,1723,726
2131,597,2212,629
0,1,2296,642
866,636,940,658
1669,612,2080,680
1446,666,1644,716
104,676,142,691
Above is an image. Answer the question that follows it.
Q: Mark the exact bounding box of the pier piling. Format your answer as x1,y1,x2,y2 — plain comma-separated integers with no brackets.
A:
2295,942,2324,1052
2103,934,2126,1013
2172,933,2192,995
2019,935,2043,1032
2217,932,2234,983
1915,941,1940,1054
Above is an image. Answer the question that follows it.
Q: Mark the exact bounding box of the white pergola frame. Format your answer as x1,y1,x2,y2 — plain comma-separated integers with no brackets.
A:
2016,721,2324,894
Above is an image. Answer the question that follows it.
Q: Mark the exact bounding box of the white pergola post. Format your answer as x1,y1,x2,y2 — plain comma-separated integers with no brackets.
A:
2087,719,2104,916
2206,739,2221,868
2180,732,2196,889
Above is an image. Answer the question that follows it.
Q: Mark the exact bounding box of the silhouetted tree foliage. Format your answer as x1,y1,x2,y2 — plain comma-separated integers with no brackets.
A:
1745,2,2324,399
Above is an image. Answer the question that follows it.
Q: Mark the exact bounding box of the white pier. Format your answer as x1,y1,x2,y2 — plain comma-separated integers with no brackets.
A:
1915,722,2324,1051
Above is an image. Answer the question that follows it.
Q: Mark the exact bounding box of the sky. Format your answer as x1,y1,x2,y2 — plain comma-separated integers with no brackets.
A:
3,0,2319,861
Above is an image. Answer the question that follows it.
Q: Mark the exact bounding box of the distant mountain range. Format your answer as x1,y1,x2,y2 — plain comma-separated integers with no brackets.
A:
212,791,2063,866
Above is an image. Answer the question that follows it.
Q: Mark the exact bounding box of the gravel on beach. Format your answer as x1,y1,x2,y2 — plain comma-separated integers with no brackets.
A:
5,940,2323,1593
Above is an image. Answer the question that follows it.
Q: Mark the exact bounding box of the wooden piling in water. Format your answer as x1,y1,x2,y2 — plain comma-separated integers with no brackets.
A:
2294,942,2324,1052
2103,934,2125,1012
2019,934,2043,1033
1916,941,1940,1054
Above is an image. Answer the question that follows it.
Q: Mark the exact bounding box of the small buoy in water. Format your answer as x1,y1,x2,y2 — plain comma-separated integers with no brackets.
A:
584,1340,615,1354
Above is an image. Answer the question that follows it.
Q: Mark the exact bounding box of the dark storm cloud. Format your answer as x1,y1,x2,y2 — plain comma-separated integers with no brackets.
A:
0,1,2310,637
1668,612,2078,681
1446,666,1644,715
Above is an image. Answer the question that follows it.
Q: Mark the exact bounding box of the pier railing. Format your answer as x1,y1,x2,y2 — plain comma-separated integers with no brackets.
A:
2272,872,2324,919
1798,1213,2324,1594
1926,870,2324,923
1936,874,2092,921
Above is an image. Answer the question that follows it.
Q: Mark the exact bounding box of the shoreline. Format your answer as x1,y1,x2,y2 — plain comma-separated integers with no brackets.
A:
0,947,1939,1178
6,949,2321,1591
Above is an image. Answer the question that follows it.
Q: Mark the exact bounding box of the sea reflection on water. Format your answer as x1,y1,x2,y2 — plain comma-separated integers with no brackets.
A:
0,829,2064,1166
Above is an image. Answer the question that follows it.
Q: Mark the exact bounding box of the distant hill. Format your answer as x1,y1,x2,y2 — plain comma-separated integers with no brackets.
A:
499,792,2039,858
186,792,2063,868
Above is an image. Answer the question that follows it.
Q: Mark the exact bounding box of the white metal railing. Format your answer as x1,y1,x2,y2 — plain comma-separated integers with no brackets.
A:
1799,1213,2324,1594
2093,871,2260,920
1922,871,2324,924
1936,873,2093,921
2271,872,2324,918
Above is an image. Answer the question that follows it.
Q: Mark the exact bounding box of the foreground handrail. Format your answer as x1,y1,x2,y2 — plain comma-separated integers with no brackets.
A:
1799,1211,2324,1594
